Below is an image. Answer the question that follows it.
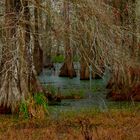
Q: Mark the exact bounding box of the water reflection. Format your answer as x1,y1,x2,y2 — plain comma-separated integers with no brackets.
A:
38,63,137,117
39,63,111,114
39,63,108,91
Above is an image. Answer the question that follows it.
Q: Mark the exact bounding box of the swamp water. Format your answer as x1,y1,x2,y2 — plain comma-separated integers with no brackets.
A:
39,63,139,118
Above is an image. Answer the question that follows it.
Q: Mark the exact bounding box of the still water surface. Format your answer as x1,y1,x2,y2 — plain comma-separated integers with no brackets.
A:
39,64,138,117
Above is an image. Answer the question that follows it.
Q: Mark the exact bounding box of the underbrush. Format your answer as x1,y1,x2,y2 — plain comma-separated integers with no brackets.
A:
0,106,139,140
46,84,107,100
19,93,48,120
46,85,85,99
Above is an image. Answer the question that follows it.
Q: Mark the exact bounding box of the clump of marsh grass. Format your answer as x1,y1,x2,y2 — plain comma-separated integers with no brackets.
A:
19,93,48,120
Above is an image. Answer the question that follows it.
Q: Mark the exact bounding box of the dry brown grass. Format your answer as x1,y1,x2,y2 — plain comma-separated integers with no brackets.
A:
0,110,139,140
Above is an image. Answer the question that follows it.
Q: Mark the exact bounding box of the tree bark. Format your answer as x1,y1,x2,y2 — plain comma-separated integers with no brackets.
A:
44,0,52,67
59,0,76,78
80,56,90,80
33,0,43,75
0,0,44,113
107,0,140,101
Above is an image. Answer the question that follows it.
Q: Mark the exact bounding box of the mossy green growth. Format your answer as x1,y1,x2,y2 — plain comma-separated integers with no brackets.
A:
52,55,79,63
19,93,48,120
52,55,64,63
34,93,48,111
19,101,29,119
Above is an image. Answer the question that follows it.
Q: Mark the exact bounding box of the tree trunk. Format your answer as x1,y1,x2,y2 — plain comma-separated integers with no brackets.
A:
80,56,90,80
33,0,43,75
43,0,52,68
0,0,44,113
59,0,76,78
107,0,140,101
93,58,105,79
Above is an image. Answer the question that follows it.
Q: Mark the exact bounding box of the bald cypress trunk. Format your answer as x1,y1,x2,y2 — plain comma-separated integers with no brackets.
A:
59,0,76,78
0,0,44,113
107,0,140,101
33,0,43,75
